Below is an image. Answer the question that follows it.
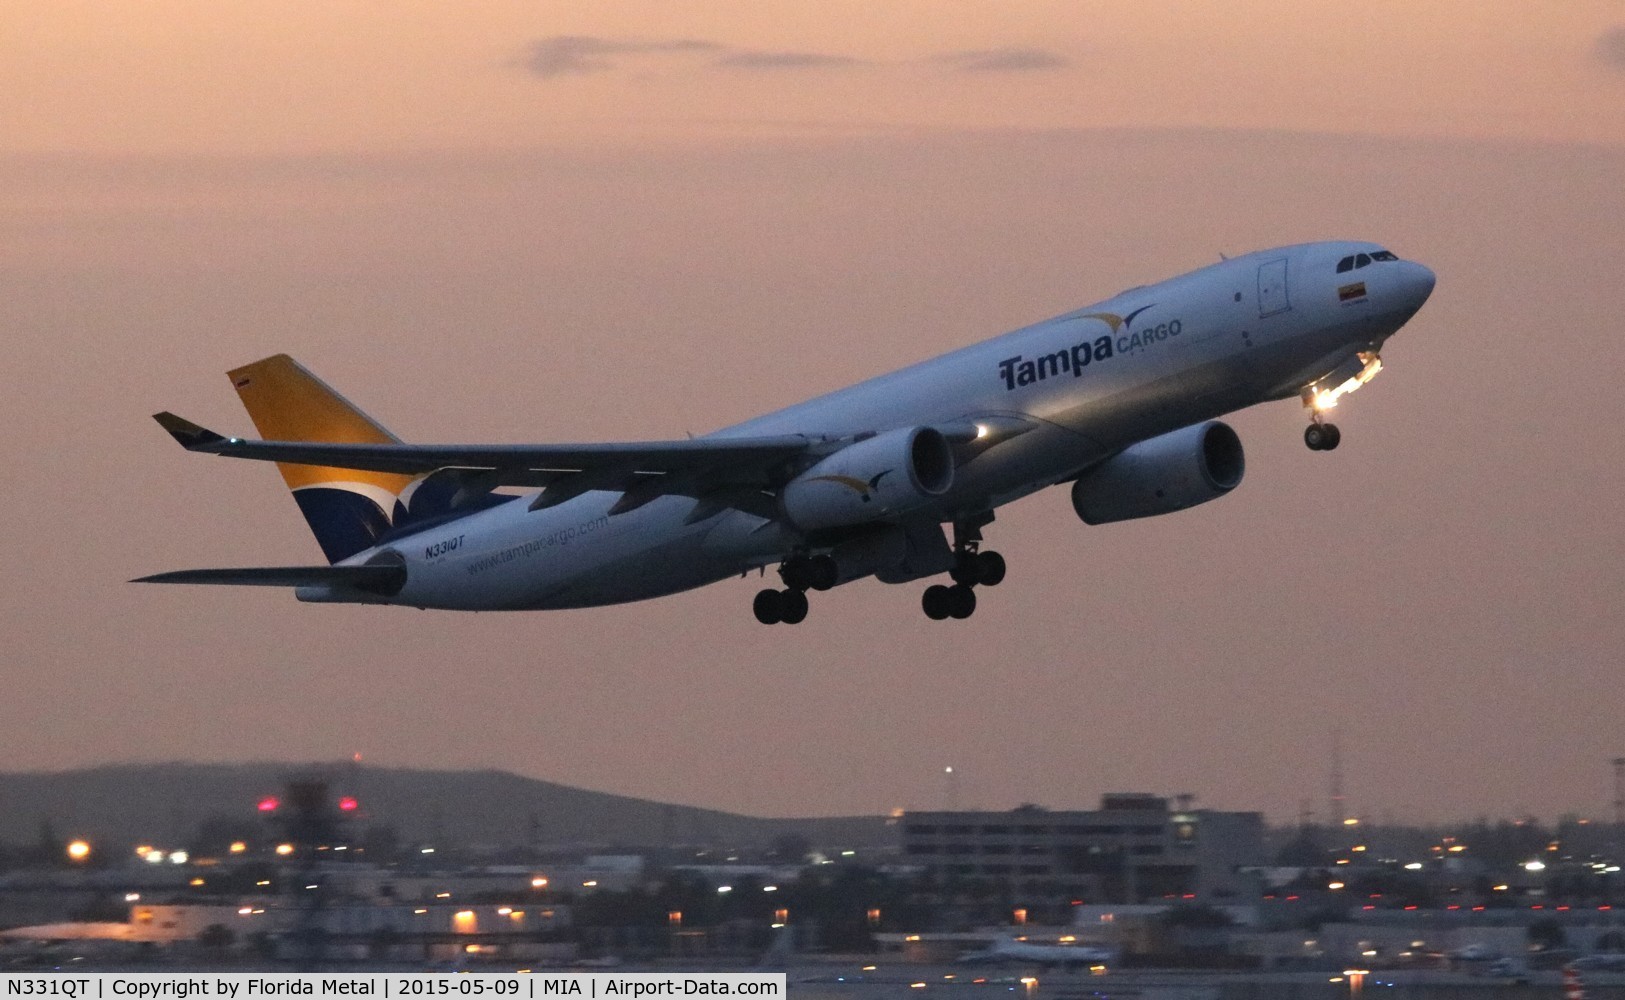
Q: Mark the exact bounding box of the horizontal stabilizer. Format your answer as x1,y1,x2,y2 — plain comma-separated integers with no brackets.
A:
131,564,406,596
153,411,228,450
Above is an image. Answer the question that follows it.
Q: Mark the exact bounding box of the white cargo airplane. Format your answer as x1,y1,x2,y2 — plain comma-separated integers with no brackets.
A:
138,241,1434,623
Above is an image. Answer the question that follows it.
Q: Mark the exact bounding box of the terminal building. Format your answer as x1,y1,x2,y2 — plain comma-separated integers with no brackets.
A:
901,794,1265,904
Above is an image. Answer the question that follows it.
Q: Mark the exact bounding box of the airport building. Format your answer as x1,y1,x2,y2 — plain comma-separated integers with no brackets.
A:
901,794,1265,903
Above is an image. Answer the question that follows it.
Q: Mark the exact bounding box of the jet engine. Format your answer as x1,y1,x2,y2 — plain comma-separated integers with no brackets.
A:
1071,421,1244,525
781,426,955,531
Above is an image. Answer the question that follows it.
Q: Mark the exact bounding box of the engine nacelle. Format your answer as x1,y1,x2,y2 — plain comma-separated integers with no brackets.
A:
781,427,955,531
1071,421,1244,525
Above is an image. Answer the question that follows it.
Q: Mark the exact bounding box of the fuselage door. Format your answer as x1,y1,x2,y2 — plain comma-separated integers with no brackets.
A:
1257,258,1291,317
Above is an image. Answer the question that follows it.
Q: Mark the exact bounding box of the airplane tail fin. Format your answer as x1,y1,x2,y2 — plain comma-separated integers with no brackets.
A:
227,354,416,564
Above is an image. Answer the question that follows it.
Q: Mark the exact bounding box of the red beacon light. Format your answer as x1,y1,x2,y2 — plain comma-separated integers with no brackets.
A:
257,797,279,812
338,796,359,812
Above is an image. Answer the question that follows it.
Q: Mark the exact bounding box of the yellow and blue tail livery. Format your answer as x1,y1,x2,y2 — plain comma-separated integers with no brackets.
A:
226,355,416,563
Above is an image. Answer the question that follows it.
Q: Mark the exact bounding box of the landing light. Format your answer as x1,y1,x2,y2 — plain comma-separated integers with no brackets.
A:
1310,353,1383,412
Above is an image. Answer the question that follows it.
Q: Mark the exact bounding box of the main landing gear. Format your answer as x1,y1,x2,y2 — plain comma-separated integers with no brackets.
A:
922,516,1005,621
753,553,838,625
1304,421,1342,451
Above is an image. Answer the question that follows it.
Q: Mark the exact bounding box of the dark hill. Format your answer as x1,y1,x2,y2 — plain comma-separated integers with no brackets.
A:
0,762,892,852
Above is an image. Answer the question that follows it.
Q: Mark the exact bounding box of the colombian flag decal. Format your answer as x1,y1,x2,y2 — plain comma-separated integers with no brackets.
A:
1338,282,1367,302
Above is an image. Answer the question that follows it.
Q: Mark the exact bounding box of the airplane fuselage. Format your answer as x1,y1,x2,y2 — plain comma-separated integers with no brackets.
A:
314,240,1432,611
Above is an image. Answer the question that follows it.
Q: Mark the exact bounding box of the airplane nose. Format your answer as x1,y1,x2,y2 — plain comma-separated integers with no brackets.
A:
1401,260,1436,307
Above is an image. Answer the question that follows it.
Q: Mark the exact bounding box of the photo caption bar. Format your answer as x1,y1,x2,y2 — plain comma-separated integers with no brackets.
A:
0,974,785,1000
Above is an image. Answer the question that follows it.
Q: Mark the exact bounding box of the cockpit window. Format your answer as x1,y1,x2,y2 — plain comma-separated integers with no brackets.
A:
1370,250,1398,261
1336,256,1355,273
1355,252,1372,268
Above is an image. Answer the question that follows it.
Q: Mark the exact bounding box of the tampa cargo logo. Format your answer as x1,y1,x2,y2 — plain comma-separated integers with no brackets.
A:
997,306,1182,391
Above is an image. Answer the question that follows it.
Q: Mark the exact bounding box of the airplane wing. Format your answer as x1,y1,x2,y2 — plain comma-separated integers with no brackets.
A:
153,412,818,515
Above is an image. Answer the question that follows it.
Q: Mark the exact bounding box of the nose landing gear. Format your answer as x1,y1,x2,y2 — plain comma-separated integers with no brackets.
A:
1304,421,1341,451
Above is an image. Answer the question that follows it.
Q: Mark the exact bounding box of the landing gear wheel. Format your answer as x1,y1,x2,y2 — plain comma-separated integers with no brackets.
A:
778,589,809,624
806,554,839,592
922,584,953,621
753,589,783,625
950,560,977,586
975,550,1006,587
947,584,977,619
1305,423,1336,451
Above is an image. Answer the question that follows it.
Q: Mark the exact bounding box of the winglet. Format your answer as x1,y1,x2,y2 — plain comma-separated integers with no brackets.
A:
152,411,227,451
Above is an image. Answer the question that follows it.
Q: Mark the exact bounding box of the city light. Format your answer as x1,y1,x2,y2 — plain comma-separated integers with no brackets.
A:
1524,861,1547,872
257,797,278,812
65,840,91,861
229,841,247,853
168,851,188,864
124,893,140,902
275,844,294,856
717,886,732,894
530,876,548,888
338,796,359,811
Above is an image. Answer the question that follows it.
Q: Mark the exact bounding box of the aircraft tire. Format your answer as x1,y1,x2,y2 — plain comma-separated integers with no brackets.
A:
753,588,783,625
922,584,953,620
807,555,839,592
976,551,1007,587
780,557,811,592
947,584,977,619
950,557,979,587
1304,425,1327,451
779,589,809,624
1321,424,1341,450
